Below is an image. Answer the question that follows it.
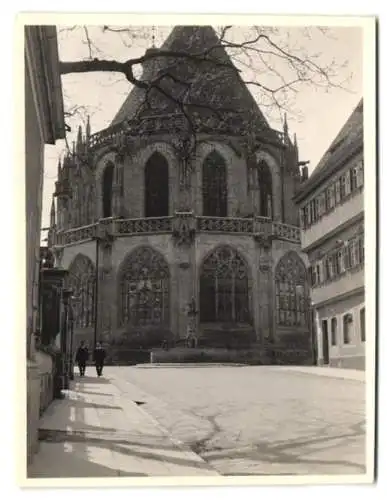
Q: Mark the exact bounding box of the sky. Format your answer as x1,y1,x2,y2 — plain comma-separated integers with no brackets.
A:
41,23,363,236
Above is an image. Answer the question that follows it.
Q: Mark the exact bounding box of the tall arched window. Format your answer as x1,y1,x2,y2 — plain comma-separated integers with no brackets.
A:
275,252,307,327
200,246,250,323
67,254,96,328
118,246,170,327
145,152,169,217
257,160,273,218
202,151,228,217
102,162,114,218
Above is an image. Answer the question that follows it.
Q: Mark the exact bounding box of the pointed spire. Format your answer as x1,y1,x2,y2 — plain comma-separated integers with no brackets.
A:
57,158,62,180
294,133,299,163
86,115,91,140
50,197,56,227
72,140,76,156
283,113,289,137
77,125,83,153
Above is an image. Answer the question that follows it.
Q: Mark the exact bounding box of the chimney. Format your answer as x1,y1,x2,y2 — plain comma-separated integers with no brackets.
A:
301,165,309,182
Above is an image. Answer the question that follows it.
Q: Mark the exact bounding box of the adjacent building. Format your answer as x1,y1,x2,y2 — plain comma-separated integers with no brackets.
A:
25,25,65,461
294,99,365,369
49,26,312,364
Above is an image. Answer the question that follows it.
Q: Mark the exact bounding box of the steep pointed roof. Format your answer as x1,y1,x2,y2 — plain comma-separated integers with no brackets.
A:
309,99,363,180
294,98,363,201
110,25,269,129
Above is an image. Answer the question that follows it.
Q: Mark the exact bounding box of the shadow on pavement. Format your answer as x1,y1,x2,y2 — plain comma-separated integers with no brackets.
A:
29,377,213,478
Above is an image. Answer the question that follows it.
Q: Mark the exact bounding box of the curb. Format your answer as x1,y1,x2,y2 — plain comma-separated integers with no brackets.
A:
108,375,220,475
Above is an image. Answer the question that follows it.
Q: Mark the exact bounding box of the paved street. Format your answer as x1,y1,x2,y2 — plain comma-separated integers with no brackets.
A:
28,365,367,479
109,365,366,476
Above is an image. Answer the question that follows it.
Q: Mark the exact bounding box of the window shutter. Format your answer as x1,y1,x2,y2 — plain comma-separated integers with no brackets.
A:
307,266,313,286
358,161,364,187
299,208,305,229
335,180,341,204
345,170,351,196
320,192,327,214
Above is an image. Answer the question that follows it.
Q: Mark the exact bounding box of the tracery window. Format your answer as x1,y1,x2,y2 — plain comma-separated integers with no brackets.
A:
275,252,308,327
102,162,114,218
202,151,228,217
257,160,273,218
118,247,170,327
67,254,95,328
145,152,169,217
199,246,250,323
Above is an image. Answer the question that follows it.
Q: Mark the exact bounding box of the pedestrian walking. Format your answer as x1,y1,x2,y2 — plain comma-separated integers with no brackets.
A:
75,341,89,376
94,342,106,377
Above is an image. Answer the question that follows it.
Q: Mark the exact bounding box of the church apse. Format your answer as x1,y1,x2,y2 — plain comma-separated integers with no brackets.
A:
116,246,172,347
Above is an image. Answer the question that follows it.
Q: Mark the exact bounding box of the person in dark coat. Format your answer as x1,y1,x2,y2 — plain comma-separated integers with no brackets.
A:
94,342,106,377
75,341,89,376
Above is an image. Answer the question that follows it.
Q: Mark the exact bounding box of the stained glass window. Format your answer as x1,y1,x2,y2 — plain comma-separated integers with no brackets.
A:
257,161,273,218
103,162,114,218
67,254,95,328
202,151,228,217
275,251,308,327
118,246,170,327
199,246,250,323
145,152,169,217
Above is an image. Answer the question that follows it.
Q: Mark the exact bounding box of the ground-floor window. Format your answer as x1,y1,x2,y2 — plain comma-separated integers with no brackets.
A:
343,313,353,344
331,317,337,346
360,307,366,342
67,254,95,328
275,251,308,327
118,246,170,327
199,246,250,323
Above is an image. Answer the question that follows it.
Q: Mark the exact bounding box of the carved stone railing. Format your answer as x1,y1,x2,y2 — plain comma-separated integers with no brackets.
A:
87,113,285,153
54,223,97,246
54,215,300,247
272,221,301,242
197,216,253,234
115,216,174,235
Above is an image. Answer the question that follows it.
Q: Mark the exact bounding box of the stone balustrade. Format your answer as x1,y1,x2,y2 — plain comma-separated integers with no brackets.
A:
87,112,285,152
54,215,301,247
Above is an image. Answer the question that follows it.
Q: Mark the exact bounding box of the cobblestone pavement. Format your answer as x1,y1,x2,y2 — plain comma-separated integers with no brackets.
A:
108,365,367,477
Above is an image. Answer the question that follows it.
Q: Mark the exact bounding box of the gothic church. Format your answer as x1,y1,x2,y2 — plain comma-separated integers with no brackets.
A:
49,26,311,362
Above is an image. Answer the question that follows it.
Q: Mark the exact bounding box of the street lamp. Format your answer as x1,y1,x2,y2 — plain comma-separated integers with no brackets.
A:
61,288,73,389
68,293,81,380
91,235,101,351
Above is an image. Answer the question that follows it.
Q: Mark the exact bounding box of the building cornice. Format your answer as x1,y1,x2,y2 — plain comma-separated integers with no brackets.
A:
302,211,364,254
312,286,364,309
25,26,65,144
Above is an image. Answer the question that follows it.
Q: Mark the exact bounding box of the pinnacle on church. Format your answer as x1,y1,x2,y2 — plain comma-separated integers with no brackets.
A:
77,125,83,152
294,133,299,163
50,197,56,227
283,113,289,136
57,158,62,179
86,115,91,140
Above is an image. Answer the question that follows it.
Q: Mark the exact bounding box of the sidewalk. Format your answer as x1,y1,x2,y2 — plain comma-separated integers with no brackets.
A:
27,371,218,480
274,365,366,382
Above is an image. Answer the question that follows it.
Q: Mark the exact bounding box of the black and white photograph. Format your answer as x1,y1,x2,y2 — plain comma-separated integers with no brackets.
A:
19,13,376,486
